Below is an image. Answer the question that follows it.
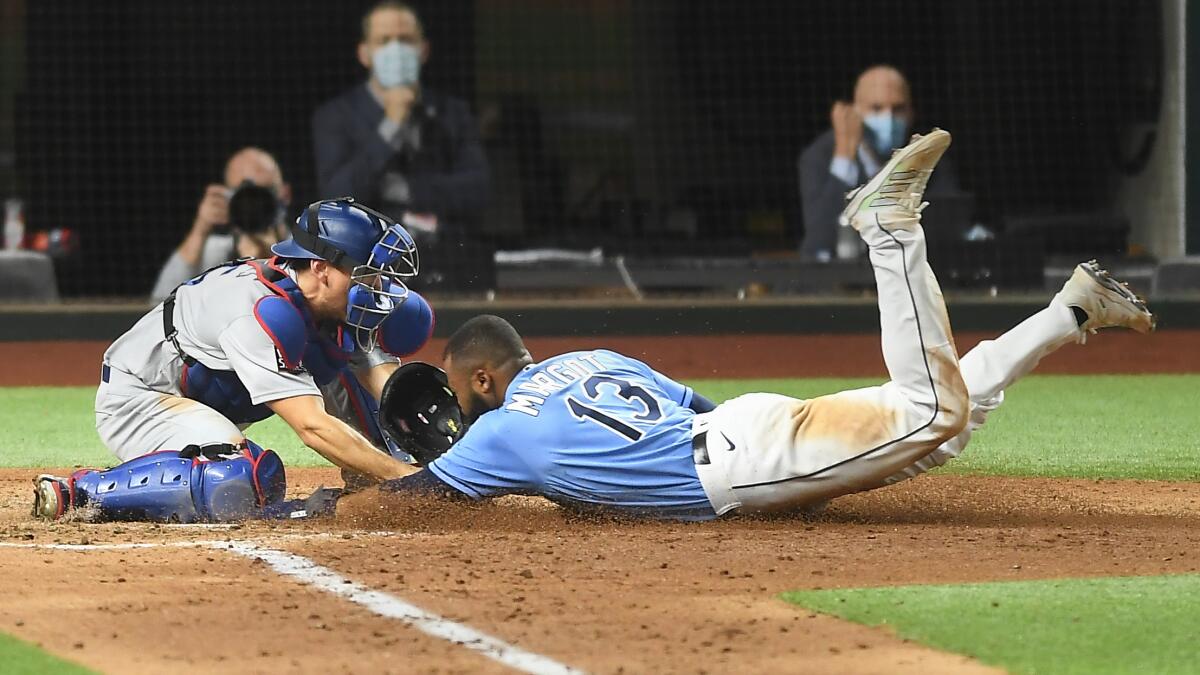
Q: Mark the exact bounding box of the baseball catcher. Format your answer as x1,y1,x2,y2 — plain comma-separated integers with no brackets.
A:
32,198,436,523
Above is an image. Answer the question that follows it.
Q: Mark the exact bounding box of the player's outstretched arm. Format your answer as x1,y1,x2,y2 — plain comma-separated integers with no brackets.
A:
380,469,466,497
269,394,418,481
689,392,717,414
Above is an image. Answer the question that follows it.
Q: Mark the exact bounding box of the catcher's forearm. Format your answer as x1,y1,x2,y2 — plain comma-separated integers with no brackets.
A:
270,395,417,481
299,418,418,481
357,361,400,402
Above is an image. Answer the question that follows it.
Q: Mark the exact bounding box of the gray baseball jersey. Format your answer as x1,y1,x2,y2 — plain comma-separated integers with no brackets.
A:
97,261,397,461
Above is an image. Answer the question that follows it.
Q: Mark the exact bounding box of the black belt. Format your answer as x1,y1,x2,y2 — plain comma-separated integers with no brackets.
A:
101,363,110,384
692,431,710,466
692,428,736,466
162,292,197,367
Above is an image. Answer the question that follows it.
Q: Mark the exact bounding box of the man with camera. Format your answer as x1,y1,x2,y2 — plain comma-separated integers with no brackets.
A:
150,147,292,301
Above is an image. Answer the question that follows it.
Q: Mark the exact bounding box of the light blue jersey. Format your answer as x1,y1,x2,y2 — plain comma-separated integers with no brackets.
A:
427,350,716,520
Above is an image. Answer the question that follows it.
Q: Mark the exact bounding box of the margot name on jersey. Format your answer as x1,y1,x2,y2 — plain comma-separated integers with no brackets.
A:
505,353,607,417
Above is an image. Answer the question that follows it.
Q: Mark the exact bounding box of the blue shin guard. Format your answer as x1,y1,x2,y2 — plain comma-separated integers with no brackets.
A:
70,441,286,523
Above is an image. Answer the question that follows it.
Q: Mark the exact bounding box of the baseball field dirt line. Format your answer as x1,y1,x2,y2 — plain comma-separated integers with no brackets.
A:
2,329,1197,386
283,474,1197,674
0,540,996,675
3,471,1199,674
0,546,519,675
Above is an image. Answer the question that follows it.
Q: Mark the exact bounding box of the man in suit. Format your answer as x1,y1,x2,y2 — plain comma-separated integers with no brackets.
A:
312,1,492,290
798,65,959,261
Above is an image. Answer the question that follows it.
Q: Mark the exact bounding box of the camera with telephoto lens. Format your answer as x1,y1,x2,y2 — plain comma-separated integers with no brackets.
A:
227,181,284,235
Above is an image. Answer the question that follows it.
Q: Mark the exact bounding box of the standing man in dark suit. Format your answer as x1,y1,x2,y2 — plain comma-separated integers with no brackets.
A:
798,65,959,261
313,1,492,290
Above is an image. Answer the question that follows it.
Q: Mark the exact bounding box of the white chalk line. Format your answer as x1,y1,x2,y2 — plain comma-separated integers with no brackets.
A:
225,542,584,675
1,536,586,675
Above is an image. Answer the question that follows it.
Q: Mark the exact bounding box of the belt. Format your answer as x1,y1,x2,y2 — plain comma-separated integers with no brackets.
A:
689,417,741,517
692,430,711,466
692,426,737,466
99,363,141,387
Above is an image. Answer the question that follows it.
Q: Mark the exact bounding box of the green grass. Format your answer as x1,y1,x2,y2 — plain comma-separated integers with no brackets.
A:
0,387,314,467
0,632,95,675
2,375,1198,479
783,574,1200,675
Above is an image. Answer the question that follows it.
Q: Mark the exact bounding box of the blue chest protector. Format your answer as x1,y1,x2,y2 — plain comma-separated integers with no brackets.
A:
176,258,355,424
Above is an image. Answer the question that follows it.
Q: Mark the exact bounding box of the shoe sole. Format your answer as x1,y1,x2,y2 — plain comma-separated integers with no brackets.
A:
31,475,64,520
840,128,952,226
1079,260,1157,333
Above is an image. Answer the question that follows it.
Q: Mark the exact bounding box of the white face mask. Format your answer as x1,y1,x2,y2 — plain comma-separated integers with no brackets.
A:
862,111,909,157
372,40,421,89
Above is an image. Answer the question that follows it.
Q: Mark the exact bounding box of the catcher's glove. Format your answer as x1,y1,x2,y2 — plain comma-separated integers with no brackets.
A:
377,362,466,465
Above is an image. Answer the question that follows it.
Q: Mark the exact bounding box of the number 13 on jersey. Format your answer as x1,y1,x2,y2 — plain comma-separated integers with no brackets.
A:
564,374,663,441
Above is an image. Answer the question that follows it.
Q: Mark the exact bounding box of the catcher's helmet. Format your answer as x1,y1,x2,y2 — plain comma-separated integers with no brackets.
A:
272,198,419,350
377,362,465,465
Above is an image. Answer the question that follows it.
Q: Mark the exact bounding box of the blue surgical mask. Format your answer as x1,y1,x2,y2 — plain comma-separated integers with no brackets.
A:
372,40,421,89
862,112,909,157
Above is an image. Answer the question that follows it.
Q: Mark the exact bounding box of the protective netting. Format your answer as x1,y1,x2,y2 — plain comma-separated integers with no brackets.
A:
0,0,1169,297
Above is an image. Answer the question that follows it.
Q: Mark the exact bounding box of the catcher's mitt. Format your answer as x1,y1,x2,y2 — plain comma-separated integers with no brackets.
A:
377,362,466,465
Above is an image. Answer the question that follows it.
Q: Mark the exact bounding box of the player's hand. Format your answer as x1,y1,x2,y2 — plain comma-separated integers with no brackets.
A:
193,184,229,234
831,101,863,159
382,86,417,124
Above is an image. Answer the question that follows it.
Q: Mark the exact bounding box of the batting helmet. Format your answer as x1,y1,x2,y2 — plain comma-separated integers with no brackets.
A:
272,198,420,350
377,362,465,466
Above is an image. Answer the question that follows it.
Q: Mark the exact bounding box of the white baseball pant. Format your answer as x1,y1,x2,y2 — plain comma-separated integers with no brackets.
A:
694,220,970,515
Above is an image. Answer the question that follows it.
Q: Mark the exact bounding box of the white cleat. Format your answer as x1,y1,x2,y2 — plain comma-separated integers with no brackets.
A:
1054,260,1156,336
839,128,952,234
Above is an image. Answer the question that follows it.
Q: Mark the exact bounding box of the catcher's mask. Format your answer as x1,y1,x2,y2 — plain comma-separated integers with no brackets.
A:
378,362,466,465
272,197,419,351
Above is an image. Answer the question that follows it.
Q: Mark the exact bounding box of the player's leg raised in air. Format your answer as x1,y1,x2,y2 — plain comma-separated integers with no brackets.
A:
694,129,969,515
877,259,1156,486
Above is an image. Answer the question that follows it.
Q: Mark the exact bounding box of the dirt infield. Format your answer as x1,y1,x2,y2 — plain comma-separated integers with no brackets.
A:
3,469,1199,673
2,328,1199,386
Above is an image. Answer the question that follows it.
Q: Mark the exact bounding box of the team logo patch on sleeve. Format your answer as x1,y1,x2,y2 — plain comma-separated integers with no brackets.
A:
275,347,307,374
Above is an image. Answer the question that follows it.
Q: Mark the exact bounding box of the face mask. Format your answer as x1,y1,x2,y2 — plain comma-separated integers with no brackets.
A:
372,40,421,89
862,111,909,157
344,223,419,350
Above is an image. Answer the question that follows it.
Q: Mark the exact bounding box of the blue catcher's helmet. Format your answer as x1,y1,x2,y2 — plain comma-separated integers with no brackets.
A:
271,198,419,350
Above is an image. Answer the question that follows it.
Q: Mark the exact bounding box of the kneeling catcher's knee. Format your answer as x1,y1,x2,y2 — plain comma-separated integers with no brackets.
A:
186,440,286,521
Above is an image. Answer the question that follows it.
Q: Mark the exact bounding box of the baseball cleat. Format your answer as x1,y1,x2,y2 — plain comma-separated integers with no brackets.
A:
31,474,70,520
839,128,952,233
1054,260,1156,335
